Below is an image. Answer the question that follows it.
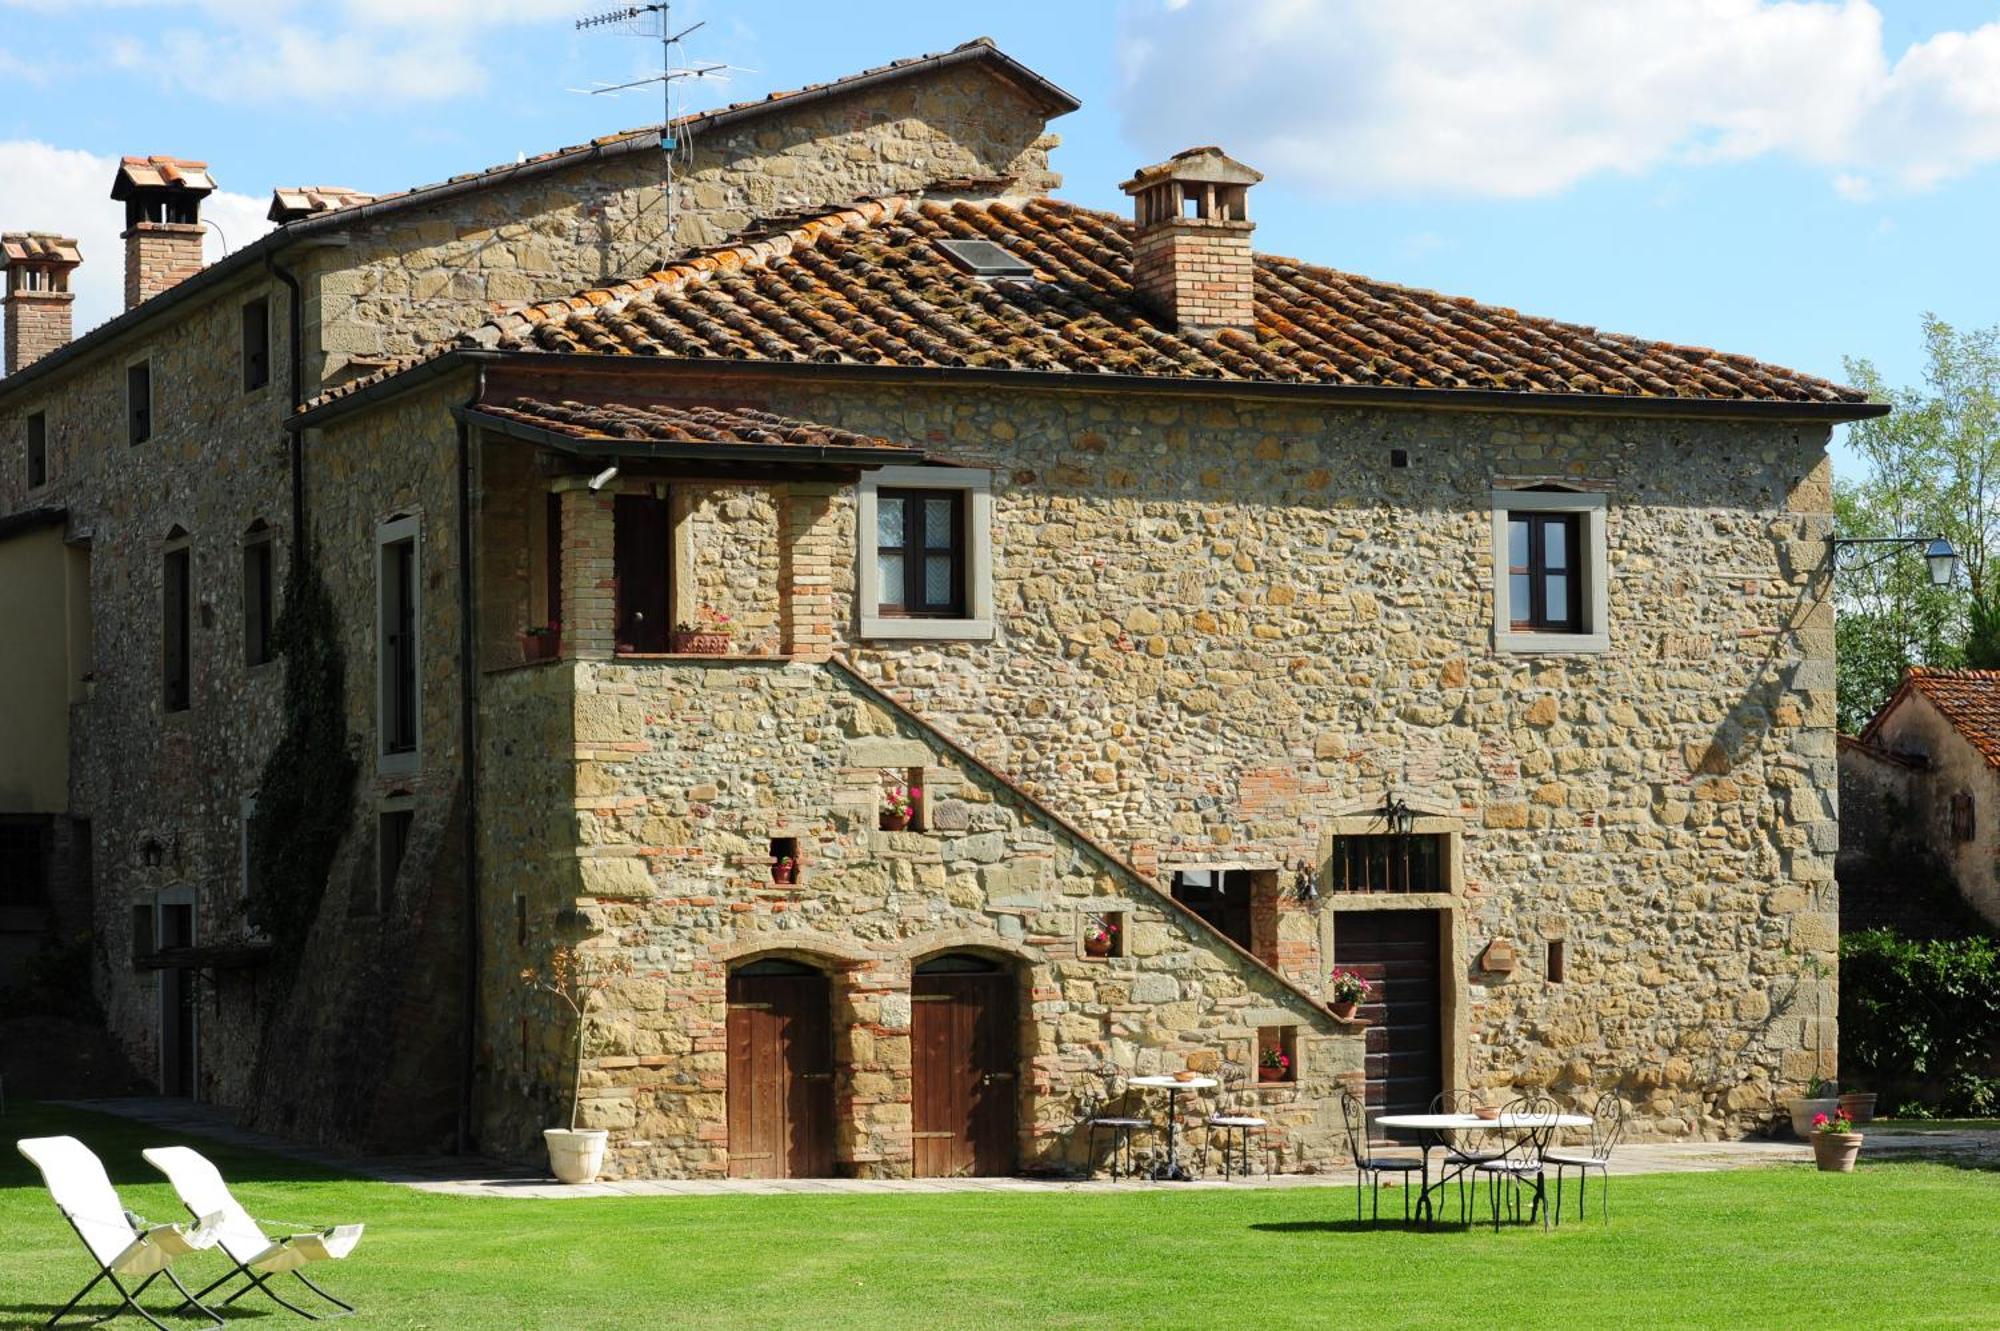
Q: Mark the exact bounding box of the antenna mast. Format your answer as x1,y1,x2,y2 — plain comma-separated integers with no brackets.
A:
575,2,728,259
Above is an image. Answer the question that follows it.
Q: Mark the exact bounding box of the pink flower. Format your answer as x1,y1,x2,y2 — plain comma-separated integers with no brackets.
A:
1812,1112,1830,1128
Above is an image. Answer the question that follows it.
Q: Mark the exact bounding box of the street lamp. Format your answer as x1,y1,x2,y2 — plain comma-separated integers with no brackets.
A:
1827,534,1960,587
1926,537,1961,588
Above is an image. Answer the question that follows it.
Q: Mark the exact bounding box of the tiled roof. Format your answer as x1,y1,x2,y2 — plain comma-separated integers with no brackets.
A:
1882,668,2000,768
470,398,920,456
1,233,81,267
268,186,377,223
111,155,215,197
382,195,1865,406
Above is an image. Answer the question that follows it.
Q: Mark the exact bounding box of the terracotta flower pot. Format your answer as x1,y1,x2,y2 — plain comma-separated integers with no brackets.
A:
1084,935,1112,957
772,862,797,885
1329,1000,1358,1020
881,811,912,832
1788,1097,1839,1138
1812,1131,1863,1173
1838,1092,1877,1125
1258,1065,1286,1083
520,631,561,663
670,630,732,655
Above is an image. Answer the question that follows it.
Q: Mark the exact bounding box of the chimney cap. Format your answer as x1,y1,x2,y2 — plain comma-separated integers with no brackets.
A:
268,186,376,224
2,232,82,268
111,155,216,202
1119,146,1263,196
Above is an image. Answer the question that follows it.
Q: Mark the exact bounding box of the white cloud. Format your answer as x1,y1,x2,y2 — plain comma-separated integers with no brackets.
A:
1117,0,2000,200
0,140,273,342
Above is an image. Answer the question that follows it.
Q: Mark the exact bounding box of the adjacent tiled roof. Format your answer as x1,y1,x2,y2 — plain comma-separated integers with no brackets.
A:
1,233,81,267
268,186,377,223
388,195,1864,406
470,398,919,456
110,155,215,198
1874,668,2000,769
1836,733,1927,772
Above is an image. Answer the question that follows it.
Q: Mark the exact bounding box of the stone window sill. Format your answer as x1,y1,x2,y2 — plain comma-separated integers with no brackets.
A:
859,616,993,642
1494,629,1609,656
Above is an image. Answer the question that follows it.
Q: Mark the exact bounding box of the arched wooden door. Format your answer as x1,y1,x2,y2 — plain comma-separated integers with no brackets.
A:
726,959,835,1179
911,953,1017,1177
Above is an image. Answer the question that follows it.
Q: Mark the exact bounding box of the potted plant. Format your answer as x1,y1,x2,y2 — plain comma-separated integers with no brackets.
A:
1258,1047,1291,1083
771,854,798,885
520,620,561,663
520,942,633,1184
881,779,921,831
1837,1089,1878,1125
1788,1076,1839,1139
1811,1107,1864,1173
1327,967,1372,1020
1084,916,1118,957
670,605,733,655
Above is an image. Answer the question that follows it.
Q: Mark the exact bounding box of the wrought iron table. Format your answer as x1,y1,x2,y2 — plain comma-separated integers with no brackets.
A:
1375,1111,1592,1225
1127,1076,1218,1181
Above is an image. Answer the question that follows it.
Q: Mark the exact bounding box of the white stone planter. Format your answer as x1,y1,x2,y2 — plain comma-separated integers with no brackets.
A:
1787,1097,1839,1138
544,1128,609,1184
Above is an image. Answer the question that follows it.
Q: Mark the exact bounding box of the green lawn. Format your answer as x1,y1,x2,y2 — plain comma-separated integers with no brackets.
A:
3,1103,1997,1330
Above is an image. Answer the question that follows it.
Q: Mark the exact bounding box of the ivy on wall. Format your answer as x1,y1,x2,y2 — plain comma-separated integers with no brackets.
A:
246,541,358,964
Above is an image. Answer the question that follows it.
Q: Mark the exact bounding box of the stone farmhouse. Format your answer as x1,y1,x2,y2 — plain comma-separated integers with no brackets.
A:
1841,668,2000,933
0,39,1878,1178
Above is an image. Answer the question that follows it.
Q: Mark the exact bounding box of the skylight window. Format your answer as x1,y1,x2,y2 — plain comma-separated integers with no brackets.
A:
933,238,1035,280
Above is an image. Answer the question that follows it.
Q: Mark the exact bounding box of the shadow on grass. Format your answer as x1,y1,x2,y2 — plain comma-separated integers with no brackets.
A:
3,1100,363,1192
1250,1218,1477,1235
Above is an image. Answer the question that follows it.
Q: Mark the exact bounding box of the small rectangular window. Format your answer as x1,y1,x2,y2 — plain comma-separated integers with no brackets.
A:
1506,511,1582,633
379,527,418,755
376,808,413,915
1257,1025,1298,1083
1952,792,1976,842
613,494,670,653
0,817,49,908
1327,833,1448,894
163,545,190,712
127,361,151,445
876,488,966,617
242,297,270,391
1547,939,1566,984
26,411,46,488
243,532,274,666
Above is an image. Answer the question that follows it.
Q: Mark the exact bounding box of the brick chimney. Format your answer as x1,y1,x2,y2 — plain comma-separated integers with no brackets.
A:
1119,147,1263,335
3,232,80,374
111,155,215,310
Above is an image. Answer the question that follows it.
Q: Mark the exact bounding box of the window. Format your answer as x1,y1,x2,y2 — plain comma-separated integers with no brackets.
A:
243,525,274,667
1327,833,1449,894
0,816,50,909
376,807,413,916
1490,488,1608,653
1171,868,1255,953
1257,1025,1298,1083
26,411,46,489
1952,791,1975,843
127,361,151,444
162,542,190,712
1547,939,1567,984
876,488,966,617
857,467,994,641
376,516,419,767
242,297,270,391
613,494,670,653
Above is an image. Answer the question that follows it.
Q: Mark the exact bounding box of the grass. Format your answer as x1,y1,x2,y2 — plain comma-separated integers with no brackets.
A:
3,1103,1997,1330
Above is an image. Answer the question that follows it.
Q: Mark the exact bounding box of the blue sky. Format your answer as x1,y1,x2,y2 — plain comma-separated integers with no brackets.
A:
4,0,1999,479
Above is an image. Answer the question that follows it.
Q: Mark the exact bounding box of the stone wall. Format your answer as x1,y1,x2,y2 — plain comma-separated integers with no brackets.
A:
476,655,1358,1178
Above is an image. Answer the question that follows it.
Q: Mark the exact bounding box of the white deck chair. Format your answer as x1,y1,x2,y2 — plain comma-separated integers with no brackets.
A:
142,1145,363,1321
16,1135,224,1329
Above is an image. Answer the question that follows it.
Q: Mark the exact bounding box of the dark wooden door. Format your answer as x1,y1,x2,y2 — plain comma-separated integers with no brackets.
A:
911,957,1016,1177
726,962,834,1179
613,494,670,653
1334,910,1443,1116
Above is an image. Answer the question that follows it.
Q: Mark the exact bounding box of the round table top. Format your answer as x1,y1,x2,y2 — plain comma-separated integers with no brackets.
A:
1375,1112,1592,1130
1128,1075,1219,1090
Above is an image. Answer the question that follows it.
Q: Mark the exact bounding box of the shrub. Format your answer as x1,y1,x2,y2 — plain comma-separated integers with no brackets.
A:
1841,928,2000,1111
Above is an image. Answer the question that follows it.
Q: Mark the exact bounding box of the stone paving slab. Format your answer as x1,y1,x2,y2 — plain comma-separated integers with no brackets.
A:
47,1097,1997,1200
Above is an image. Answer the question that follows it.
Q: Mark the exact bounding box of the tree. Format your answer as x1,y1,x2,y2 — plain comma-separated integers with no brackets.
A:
1834,316,2000,733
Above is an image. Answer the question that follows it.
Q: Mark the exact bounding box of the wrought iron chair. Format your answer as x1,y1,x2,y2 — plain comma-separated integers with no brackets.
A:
1547,1090,1626,1225
1472,1093,1559,1232
1427,1089,1499,1224
1081,1066,1151,1181
1203,1060,1272,1181
1339,1089,1422,1224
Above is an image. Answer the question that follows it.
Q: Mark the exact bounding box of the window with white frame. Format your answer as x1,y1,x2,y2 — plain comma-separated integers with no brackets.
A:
1489,487,1608,654
856,466,993,641
376,514,420,772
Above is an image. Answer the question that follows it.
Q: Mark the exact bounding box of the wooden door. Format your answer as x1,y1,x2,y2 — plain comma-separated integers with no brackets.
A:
612,494,670,653
1334,910,1443,1116
911,956,1017,1177
726,961,834,1179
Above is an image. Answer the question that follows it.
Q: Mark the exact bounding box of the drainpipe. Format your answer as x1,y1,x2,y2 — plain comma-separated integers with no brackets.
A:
455,363,487,1153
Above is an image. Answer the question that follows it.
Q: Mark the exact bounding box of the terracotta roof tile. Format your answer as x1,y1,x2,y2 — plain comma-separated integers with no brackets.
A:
111,155,215,198
471,398,922,457
1,232,81,267
268,186,377,223
1891,668,2000,768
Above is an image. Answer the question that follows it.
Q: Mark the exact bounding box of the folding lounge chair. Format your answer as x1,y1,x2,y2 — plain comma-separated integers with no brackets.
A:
16,1135,224,1330
142,1145,364,1321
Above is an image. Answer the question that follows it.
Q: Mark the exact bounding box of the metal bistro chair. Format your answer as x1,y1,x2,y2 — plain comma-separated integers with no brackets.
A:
1472,1094,1559,1232
1204,1060,1272,1181
1547,1091,1627,1226
1339,1089,1423,1225
1082,1066,1151,1182
1428,1089,1500,1225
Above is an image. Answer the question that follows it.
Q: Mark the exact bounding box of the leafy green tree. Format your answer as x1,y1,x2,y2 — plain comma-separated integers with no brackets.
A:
1835,316,2000,732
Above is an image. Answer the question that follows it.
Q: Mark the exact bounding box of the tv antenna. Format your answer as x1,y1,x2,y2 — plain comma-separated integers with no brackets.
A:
574,2,738,255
